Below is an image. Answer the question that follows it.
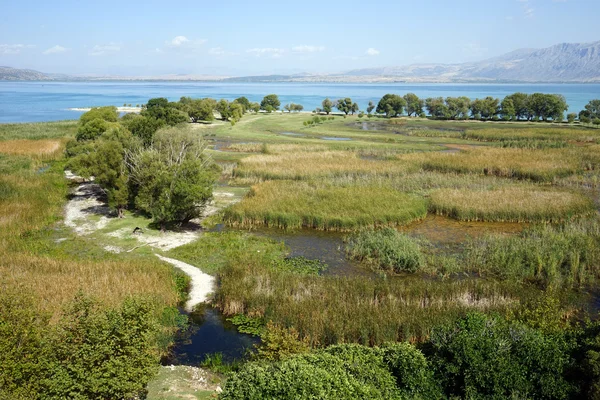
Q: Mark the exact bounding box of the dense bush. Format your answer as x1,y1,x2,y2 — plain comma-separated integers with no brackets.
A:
0,291,162,399
428,313,574,399
345,228,425,273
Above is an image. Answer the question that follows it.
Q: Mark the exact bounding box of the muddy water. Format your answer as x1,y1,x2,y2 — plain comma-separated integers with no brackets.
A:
163,305,259,366
402,215,524,250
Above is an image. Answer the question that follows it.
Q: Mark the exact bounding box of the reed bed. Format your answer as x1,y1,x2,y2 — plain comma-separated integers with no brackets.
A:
465,220,600,288
224,142,265,153
429,187,595,223
407,147,584,182
214,259,527,346
234,151,415,181
223,180,427,231
463,127,600,143
0,139,63,156
0,120,78,141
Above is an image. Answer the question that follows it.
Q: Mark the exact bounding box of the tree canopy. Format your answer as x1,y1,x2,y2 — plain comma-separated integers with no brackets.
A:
260,94,281,111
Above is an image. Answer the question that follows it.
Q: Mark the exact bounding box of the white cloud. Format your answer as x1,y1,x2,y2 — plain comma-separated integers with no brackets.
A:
246,48,285,58
89,44,121,56
43,45,68,55
517,0,534,18
170,36,189,47
0,44,34,55
366,48,380,56
292,45,325,53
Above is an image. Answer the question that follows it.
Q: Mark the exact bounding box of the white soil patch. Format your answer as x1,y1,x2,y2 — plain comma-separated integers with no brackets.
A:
108,227,200,251
155,255,215,311
64,182,111,235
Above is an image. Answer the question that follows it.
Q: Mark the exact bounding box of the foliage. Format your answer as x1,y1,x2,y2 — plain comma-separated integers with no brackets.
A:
322,98,333,114
429,312,574,399
376,94,406,118
78,106,118,126
345,228,425,273
260,94,280,111
142,97,188,125
121,114,165,147
403,93,424,117
130,127,216,226
43,294,160,400
335,97,354,115
279,256,327,275
76,118,112,141
227,314,264,336
255,322,311,361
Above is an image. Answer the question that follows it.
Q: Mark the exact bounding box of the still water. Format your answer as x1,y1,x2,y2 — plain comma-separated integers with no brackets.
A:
1,81,599,123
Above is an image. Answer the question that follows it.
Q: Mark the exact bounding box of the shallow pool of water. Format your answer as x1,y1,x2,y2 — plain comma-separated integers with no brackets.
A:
162,305,258,366
280,131,305,137
321,136,352,141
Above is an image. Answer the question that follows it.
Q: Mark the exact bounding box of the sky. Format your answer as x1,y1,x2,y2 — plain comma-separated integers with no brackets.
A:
1,0,599,77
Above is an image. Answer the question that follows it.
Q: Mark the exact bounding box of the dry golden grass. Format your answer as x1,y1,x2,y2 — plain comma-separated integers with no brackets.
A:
0,155,179,319
0,253,179,321
403,147,584,182
0,139,63,156
234,150,414,181
429,186,595,222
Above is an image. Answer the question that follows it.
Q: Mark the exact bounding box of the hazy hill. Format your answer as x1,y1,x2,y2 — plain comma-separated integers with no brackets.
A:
0,66,53,81
343,41,600,82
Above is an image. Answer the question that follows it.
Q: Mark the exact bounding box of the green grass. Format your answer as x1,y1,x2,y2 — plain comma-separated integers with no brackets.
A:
465,220,600,289
0,120,77,141
166,232,287,275
345,228,426,273
224,180,428,231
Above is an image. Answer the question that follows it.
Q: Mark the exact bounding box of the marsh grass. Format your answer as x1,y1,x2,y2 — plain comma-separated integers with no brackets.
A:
464,220,600,288
429,187,595,222
234,151,415,181
0,139,64,156
223,181,427,231
0,120,77,141
407,147,586,182
214,258,528,346
463,127,600,143
345,228,426,273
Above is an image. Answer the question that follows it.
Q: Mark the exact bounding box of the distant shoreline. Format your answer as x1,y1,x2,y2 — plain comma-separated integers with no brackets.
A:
69,107,141,113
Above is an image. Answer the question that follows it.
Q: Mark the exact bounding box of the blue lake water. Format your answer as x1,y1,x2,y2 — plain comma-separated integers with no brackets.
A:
1,81,600,123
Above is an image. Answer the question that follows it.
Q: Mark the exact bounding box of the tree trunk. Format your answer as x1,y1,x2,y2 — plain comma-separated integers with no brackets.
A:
118,207,124,219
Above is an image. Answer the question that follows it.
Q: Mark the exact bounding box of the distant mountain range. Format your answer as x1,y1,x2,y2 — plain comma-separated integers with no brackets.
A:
2,41,600,83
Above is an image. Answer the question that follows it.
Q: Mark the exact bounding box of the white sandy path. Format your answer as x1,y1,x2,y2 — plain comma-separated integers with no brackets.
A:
155,254,215,311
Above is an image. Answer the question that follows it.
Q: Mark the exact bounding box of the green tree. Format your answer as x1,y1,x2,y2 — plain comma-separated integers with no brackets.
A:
404,93,424,117
216,99,232,121
76,118,112,141
186,98,216,123
234,96,251,112
567,113,577,123
322,98,333,115
292,103,304,112
445,97,471,119
351,102,359,115
79,106,118,126
260,94,281,111
142,97,188,126
129,127,216,228
335,98,354,115
367,101,376,115
250,102,261,113
425,97,448,118
122,115,165,147
584,99,600,119
502,93,530,120
376,94,406,118
500,97,516,120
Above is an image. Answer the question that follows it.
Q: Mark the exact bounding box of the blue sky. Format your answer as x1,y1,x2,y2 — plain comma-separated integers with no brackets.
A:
1,0,598,76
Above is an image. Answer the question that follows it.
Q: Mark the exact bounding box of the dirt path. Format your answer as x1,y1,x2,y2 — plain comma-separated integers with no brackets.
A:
155,255,215,311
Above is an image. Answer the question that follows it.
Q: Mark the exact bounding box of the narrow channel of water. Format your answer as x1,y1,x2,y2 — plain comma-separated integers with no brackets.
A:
162,305,259,366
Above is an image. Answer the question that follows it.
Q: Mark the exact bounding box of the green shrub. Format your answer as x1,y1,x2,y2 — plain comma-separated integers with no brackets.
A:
345,228,425,273
429,313,574,399
255,322,310,361
380,342,443,399
278,256,327,275
222,345,401,400
43,294,160,400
